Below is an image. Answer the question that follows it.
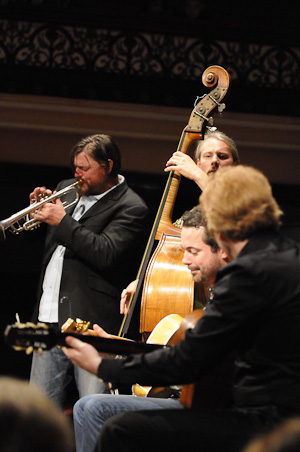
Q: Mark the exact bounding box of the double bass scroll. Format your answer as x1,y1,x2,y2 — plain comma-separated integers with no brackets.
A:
119,66,231,340
155,65,230,241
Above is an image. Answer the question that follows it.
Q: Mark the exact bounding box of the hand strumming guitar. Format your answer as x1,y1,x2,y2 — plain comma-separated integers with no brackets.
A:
62,336,102,376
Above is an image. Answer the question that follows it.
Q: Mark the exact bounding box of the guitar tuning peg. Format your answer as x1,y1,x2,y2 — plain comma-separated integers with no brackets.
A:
207,126,217,133
26,346,34,355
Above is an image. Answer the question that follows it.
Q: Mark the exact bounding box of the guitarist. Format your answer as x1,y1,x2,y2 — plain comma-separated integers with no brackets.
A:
64,205,229,452
63,165,300,452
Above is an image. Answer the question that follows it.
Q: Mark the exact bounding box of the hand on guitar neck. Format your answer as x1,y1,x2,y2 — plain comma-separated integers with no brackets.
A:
61,318,109,374
91,324,111,339
62,318,136,375
62,317,127,341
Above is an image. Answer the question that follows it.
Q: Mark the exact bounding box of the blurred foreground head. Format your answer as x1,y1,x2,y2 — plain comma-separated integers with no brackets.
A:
242,418,300,452
0,377,74,452
200,165,282,242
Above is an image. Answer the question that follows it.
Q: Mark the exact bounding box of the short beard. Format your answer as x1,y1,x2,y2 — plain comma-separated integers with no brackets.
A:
79,186,88,197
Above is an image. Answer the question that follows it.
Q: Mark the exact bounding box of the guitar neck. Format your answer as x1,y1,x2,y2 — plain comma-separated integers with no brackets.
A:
4,324,168,356
59,333,165,354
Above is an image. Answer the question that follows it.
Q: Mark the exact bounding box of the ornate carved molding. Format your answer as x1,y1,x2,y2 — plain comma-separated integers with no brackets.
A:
0,18,300,115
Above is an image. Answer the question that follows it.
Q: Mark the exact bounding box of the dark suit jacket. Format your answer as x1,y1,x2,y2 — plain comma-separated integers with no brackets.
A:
99,229,300,418
34,178,148,334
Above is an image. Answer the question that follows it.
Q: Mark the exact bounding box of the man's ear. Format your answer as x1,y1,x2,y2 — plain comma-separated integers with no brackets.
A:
216,246,229,263
221,250,230,263
106,159,114,175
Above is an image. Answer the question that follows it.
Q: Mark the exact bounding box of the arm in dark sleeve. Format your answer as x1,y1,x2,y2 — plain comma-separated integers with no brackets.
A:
53,202,148,271
97,262,266,387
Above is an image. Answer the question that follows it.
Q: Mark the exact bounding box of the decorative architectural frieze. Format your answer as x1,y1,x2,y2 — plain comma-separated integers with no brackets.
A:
0,18,300,115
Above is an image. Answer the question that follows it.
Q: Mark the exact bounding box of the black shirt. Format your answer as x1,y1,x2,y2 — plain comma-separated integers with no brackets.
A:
99,230,300,417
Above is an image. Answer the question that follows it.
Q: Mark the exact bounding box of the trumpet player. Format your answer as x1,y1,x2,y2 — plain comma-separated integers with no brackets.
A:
29,134,148,408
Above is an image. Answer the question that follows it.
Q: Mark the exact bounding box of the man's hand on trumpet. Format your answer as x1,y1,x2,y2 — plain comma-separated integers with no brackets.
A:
29,186,53,205
29,186,66,226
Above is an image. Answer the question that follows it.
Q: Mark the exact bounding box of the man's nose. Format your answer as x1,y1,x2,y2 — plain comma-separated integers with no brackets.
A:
74,167,82,177
211,154,219,164
182,252,190,266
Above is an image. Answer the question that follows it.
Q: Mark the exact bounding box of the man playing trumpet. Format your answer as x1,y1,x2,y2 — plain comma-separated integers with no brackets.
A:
29,134,148,407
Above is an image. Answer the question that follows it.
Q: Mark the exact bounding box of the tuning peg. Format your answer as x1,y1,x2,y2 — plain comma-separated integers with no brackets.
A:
207,126,217,133
209,94,226,114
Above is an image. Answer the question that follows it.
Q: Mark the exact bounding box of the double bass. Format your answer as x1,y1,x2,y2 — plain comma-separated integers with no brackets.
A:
119,65,230,341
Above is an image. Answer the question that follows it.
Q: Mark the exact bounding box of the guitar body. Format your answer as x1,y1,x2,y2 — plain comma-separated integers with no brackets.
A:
132,313,183,398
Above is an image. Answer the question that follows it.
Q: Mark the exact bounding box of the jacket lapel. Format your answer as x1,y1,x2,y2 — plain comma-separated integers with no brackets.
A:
79,180,128,220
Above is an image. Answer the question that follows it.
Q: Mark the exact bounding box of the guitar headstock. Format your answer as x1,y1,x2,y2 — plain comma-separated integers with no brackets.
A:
4,322,58,355
186,65,230,134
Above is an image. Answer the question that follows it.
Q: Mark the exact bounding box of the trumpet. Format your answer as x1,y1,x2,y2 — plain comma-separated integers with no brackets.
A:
0,179,83,241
